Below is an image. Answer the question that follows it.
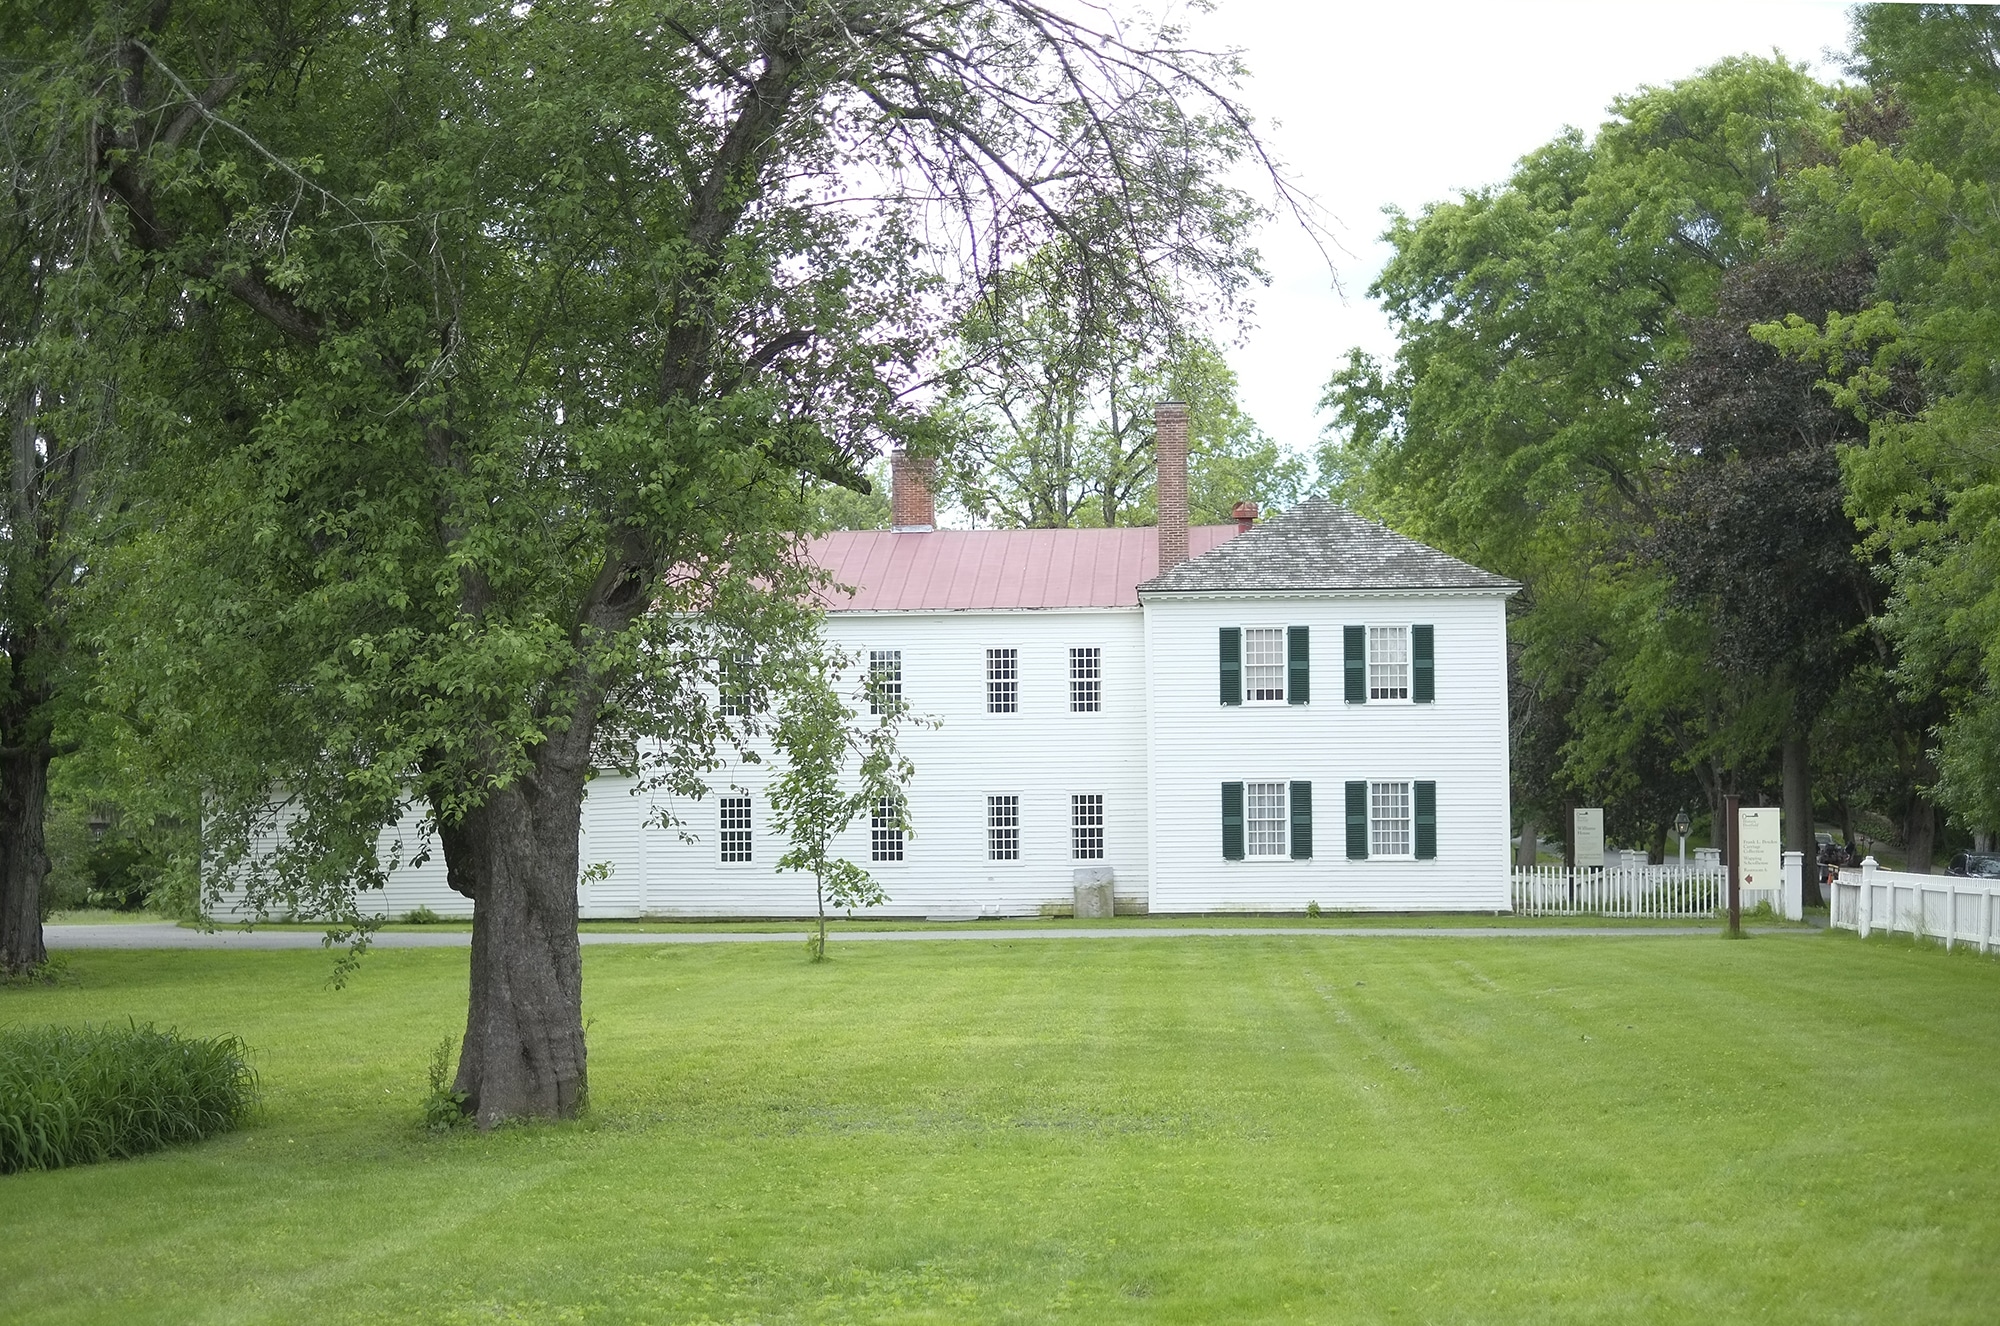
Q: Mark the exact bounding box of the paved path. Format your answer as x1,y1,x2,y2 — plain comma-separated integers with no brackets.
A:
45,922,1819,950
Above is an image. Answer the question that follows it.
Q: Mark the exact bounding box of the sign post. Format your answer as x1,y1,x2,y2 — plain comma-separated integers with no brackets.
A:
1725,793,1741,937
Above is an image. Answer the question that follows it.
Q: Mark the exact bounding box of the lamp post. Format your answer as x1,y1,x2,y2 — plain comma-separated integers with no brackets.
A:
1673,807,1691,869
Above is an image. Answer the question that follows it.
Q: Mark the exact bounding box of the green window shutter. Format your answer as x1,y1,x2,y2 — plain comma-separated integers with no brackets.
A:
1222,782,1245,861
1345,781,1369,859
1290,781,1313,859
1288,626,1310,705
1220,628,1242,706
1413,624,1435,704
1344,625,1366,704
1415,781,1437,859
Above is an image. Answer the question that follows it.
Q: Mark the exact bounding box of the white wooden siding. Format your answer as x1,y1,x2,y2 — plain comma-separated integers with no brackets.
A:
213,802,464,921
640,608,1151,917
209,591,1512,919
1144,593,1512,912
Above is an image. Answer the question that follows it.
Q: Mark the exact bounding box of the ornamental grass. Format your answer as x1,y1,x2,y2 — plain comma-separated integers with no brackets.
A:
0,1022,256,1174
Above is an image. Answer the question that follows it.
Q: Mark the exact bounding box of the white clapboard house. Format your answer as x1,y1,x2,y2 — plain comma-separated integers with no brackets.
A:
224,405,1519,919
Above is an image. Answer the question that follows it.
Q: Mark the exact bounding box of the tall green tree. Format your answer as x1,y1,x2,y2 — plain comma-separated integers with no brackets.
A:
1323,55,1844,855
943,243,1303,528
34,0,1273,1122
0,29,135,972
1758,5,2000,850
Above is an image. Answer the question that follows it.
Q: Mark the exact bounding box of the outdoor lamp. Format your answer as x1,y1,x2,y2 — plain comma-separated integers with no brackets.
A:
1673,808,1691,840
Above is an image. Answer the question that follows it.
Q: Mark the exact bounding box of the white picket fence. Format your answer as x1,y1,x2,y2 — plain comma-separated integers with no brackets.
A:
1511,863,1728,918
1829,859,2000,953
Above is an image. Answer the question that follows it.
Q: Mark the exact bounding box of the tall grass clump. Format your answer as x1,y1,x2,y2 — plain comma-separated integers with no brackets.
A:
0,1023,257,1174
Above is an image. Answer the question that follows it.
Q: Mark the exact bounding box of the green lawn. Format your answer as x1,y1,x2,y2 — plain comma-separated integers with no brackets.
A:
3,932,1996,1323
173,910,1799,934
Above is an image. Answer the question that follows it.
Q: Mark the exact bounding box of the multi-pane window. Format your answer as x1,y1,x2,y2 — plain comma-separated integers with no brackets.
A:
1071,794,1105,860
1369,626,1410,700
871,795,905,862
1244,627,1286,701
1247,782,1289,857
1069,647,1102,712
718,652,755,719
868,649,903,716
719,795,753,863
1371,781,1413,857
986,648,1019,713
988,794,1020,861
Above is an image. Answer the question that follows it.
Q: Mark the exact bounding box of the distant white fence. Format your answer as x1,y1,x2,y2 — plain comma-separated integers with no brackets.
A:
1511,863,1728,918
1830,859,2000,954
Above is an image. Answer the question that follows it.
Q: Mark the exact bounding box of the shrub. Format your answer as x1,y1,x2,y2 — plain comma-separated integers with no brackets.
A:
401,907,446,925
0,1023,257,1173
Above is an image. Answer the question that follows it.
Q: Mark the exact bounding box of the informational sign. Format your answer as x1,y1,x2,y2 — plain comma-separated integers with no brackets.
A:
1573,807,1605,870
1738,807,1782,890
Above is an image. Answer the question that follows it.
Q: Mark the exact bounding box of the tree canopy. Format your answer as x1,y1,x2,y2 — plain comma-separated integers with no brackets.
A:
1,0,1284,1118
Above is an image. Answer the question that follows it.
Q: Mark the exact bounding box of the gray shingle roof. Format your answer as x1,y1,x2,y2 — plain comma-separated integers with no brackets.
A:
1137,496,1518,595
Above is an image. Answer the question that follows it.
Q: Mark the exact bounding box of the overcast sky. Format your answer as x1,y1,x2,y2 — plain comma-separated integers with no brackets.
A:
1180,0,1860,457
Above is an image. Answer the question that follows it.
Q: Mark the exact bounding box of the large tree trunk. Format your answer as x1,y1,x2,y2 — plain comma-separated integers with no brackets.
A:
448,768,588,1128
1517,816,1538,870
1902,798,1938,875
0,741,51,974
1782,731,1823,907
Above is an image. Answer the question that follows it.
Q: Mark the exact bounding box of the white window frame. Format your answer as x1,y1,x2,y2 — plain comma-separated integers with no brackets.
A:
870,795,906,863
1071,793,1106,861
718,794,753,864
985,647,1019,715
717,652,757,720
1368,626,1411,702
1370,780,1414,859
1242,626,1287,704
868,649,903,716
1245,780,1289,858
1069,646,1103,713
987,793,1021,862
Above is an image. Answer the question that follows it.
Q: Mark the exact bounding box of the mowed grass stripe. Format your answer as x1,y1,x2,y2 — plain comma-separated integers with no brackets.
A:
0,934,1996,1323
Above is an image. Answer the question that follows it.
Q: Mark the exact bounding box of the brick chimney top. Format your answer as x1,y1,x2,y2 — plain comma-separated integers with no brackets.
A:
1232,501,1259,532
1155,402,1189,572
890,448,936,531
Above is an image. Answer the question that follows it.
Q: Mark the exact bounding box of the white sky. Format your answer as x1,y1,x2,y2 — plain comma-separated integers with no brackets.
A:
1181,0,1860,456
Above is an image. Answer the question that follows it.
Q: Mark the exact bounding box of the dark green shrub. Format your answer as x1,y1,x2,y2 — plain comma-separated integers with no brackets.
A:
0,1023,257,1173
401,906,445,925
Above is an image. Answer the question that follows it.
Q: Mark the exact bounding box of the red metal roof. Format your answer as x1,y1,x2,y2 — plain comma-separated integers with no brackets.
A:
809,525,1240,611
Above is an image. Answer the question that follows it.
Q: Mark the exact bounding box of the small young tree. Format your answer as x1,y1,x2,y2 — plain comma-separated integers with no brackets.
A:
767,646,917,961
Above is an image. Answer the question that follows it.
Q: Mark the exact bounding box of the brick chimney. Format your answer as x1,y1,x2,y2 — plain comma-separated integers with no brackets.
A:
1155,401,1189,571
890,447,936,531
1232,500,1259,532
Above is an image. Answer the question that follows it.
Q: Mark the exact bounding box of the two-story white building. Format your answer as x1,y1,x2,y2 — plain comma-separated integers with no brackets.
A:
300,404,1518,920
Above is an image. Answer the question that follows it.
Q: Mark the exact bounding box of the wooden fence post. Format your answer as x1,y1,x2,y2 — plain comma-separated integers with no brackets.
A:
1860,856,1877,938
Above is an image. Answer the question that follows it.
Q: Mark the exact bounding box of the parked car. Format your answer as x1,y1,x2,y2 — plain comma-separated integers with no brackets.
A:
1945,852,2000,879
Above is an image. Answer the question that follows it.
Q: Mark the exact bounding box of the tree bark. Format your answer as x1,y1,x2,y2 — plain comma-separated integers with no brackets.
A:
449,771,588,1128
1902,798,1937,875
1517,816,1538,870
1710,773,1731,864
1782,731,1823,907
0,742,51,974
